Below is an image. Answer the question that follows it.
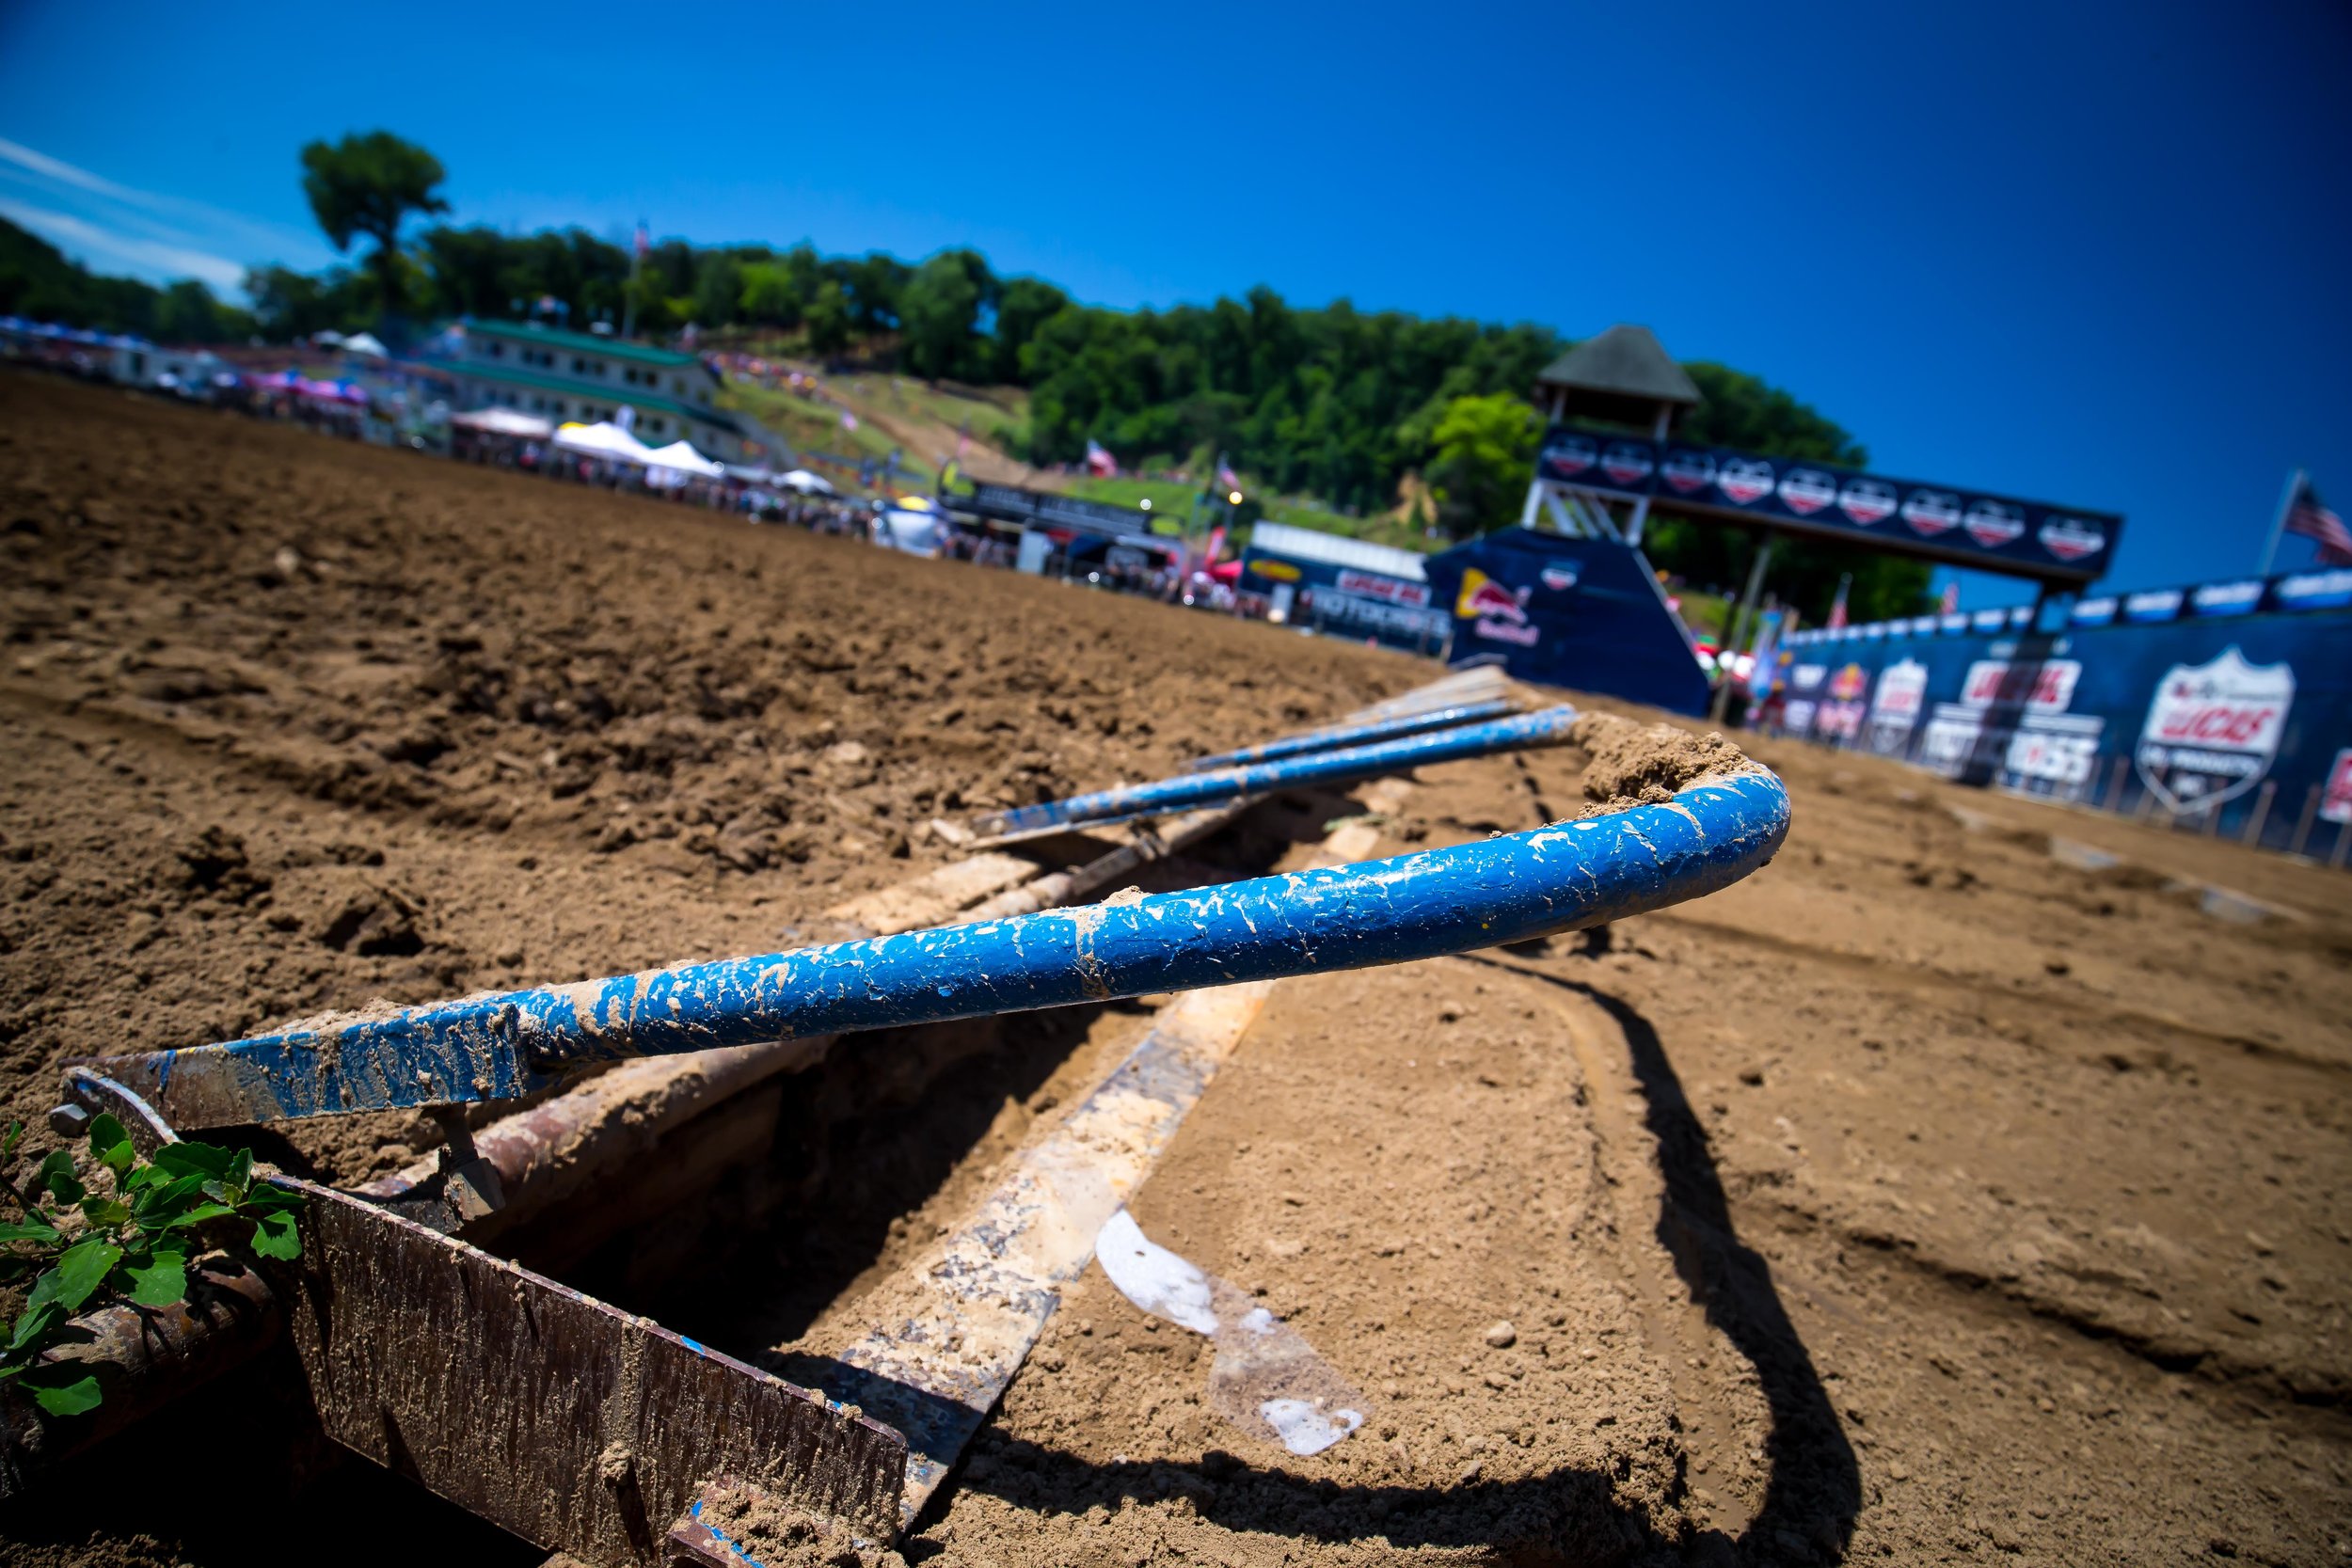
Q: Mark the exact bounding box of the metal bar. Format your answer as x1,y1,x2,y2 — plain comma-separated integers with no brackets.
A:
354,1037,832,1234
1182,699,1514,772
270,1178,907,1557
970,704,1580,843
80,765,1788,1128
366,677,1497,1227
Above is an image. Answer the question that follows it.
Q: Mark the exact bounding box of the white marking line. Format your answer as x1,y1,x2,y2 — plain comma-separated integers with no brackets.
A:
1096,1208,1366,1457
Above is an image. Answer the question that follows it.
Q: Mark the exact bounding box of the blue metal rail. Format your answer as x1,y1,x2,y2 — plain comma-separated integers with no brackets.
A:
1183,699,1516,773
74,768,1789,1130
972,705,1580,843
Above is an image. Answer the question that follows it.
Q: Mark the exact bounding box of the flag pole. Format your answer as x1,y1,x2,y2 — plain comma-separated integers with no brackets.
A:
2257,468,2304,578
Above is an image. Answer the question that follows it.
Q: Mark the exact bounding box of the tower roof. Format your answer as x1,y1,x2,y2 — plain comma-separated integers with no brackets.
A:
1534,325,1701,407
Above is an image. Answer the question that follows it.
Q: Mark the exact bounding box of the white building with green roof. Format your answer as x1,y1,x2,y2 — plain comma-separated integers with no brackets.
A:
437,319,777,464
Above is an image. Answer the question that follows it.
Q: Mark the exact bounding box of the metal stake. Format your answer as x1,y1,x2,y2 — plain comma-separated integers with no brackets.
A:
2242,781,2276,847
2288,784,2320,858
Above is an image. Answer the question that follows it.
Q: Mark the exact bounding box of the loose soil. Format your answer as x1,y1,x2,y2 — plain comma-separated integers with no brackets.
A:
2,372,2347,1565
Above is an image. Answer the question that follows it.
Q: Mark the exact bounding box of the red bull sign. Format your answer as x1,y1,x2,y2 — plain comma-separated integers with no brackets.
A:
1455,568,1538,646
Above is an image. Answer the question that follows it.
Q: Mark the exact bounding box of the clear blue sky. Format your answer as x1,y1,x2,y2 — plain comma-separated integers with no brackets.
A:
3,0,2347,602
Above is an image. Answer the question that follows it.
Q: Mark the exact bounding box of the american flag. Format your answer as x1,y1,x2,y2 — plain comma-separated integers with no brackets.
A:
2285,475,2352,565
1085,438,1118,478
1825,576,1851,630
1216,460,1241,493
634,221,649,260
1939,581,1960,614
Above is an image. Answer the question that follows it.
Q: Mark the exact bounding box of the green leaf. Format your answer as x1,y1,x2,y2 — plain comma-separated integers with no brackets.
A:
0,1217,61,1244
118,1248,187,1308
162,1203,234,1230
153,1143,236,1180
2,1120,21,1157
242,1184,304,1213
86,1114,128,1160
32,1238,122,1316
224,1148,253,1202
132,1172,206,1227
250,1210,301,1260
76,1196,130,1230
36,1150,83,1208
7,1300,63,1356
20,1362,103,1417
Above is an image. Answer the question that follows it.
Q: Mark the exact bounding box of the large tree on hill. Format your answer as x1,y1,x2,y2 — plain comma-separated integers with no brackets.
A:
300,131,450,321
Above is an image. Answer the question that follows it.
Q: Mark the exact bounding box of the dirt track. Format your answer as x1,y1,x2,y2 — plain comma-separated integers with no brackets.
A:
2,372,2347,1565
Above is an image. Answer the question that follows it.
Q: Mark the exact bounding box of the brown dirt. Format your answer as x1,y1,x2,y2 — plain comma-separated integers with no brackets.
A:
2,372,2348,1565
1570,713,1753,813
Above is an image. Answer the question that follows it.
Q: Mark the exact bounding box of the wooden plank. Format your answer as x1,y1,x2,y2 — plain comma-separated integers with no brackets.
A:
808,773,1419,1528
821,851,1041,936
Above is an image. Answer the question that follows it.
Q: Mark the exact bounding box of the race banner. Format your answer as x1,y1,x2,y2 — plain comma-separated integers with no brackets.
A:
1780,595,2351,850
1534,424,2122,583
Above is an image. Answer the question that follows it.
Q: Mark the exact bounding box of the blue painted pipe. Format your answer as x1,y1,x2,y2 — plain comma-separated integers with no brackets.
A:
75,769,1788,1129
1183,699,1516,773
973,705,1580,842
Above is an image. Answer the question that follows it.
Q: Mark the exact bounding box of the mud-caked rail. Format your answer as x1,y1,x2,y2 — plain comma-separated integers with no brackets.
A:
75,766,1789,1131
968,703,1579,842
1181,697,1516,772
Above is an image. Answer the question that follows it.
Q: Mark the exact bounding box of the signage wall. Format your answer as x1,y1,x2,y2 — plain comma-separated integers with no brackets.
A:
1536,424,2124,584
1775,605,2352,854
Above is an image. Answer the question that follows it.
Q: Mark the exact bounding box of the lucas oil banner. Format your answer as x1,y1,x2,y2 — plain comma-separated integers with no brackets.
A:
1776,589,2352,854
1535,424,2123,584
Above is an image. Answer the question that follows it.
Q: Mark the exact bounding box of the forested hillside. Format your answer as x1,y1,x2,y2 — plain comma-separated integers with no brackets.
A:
1,125,1934,622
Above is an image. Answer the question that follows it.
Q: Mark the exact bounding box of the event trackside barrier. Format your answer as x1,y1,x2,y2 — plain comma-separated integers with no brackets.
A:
1771,567,2352,862
77,767,1789,1129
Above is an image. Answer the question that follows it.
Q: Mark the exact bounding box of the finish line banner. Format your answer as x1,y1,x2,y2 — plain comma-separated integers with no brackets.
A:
1534,425,2123,584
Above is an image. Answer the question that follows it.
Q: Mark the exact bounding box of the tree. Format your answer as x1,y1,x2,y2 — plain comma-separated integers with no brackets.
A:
899,248,993,380
691,250,742,328
991,277,1069,383
738,261,803,327
843,253,909,335
298,132,451,321
243,263,370,341
1423,392,1541,537
152,279,246,343
803,280,852,359
0,216,253,340
417,225,510,319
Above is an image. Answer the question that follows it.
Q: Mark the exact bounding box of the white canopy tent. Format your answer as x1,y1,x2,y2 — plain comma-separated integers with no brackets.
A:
778,468,836,496
340,331,389,358
552,420,660,465
644,439,726,482
452,407,555,438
